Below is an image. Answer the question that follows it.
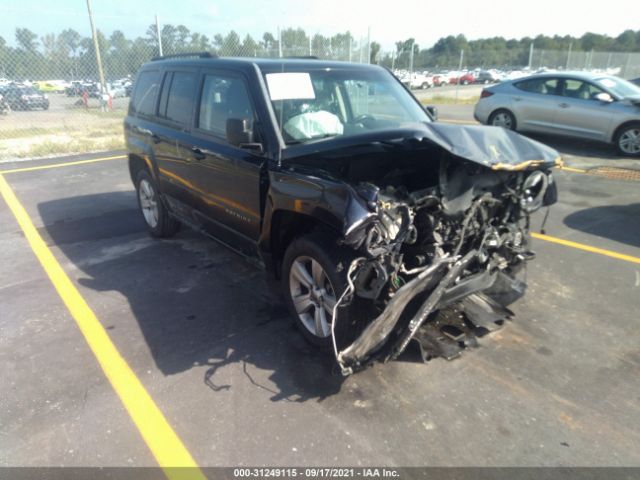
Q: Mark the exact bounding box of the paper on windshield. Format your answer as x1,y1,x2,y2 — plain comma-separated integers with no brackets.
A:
266,72,316,101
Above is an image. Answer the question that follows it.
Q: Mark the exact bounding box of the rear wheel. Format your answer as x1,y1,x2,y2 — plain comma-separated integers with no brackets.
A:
489,109,517,130
135,169,179,237
282,232,369,349
615,122,640,157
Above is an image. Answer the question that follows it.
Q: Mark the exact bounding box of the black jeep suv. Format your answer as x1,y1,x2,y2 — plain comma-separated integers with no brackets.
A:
125,53,560,374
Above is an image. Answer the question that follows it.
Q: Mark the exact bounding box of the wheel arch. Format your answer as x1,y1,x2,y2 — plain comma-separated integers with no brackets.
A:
611,120,640,144
266,209,341,279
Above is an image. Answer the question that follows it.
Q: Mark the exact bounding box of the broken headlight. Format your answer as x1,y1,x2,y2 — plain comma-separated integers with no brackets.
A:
520,170,549,213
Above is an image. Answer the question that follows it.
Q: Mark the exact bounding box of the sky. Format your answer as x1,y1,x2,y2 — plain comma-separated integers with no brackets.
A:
1,0,638,50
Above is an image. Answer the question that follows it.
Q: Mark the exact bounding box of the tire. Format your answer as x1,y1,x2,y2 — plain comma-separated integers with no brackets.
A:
421,82,429,90
282,232,370,350
489,109,517,131
135,169,179,237
615,122,640,157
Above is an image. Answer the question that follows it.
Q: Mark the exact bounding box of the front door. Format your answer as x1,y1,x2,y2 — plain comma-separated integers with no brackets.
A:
553,78,615,142
187,70,264,254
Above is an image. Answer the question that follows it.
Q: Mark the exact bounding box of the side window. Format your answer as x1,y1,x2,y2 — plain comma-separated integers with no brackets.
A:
130,70,160,117
514,78,558,95
158,71,197,126
562,79,605,100
197,74,255,140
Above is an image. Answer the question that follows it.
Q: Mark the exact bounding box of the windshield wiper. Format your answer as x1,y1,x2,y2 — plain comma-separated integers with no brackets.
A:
285,133,340,145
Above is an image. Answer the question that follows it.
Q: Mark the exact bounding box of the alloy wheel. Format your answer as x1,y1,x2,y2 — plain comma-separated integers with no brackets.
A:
492,112,513,129
288,256,337,338
138,178,159,228
619,128,640,155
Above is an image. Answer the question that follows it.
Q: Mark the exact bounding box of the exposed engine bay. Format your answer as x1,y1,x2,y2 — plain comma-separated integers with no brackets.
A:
290,138,558,375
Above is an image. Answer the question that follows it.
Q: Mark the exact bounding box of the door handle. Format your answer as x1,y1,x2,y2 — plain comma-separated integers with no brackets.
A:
559,103,570,108
191,147,205,161
514,97,522,102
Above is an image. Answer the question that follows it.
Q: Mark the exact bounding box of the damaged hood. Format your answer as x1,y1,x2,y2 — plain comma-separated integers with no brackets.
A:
283,122,562,171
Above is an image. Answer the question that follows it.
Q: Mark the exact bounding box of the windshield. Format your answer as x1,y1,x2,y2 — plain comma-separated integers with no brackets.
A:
594,76,640,98
263,68,430,145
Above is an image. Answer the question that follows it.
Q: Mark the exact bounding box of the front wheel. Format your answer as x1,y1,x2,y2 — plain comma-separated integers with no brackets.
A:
489,109,517,131
282,232,370,349
615,122,640,157
135,169,179,237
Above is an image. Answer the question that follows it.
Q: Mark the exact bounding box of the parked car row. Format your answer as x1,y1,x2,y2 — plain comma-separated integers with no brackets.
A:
474,71,640,156
0,84,49,110
65,79,131,98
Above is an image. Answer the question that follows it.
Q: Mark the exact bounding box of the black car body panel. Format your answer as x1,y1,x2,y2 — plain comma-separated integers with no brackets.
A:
125,56,560,374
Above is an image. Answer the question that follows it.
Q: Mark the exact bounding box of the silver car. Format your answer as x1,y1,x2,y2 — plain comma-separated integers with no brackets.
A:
474,72,640,156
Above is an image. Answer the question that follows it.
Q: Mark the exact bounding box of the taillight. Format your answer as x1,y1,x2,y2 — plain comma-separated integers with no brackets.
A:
480,89,494,99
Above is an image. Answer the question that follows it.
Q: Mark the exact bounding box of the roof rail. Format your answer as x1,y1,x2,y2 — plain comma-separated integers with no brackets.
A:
151,52,217,61
283,56,319,60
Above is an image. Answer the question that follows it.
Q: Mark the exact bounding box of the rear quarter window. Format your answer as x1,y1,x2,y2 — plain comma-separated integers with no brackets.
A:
130,70,161,117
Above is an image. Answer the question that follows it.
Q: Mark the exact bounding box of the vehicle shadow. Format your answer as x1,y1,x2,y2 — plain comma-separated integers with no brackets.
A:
37,191,346,402
563,203,640,248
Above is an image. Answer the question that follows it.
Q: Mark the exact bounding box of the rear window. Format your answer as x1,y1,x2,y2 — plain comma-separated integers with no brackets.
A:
514,78,558,95
130,70,160,117
158,71,197,126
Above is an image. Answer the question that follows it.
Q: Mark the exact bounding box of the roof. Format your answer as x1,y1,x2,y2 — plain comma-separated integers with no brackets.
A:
515,71,617,81
143,56,383,73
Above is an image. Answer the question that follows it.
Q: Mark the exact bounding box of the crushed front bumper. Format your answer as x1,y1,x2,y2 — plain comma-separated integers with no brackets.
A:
336,250,525,375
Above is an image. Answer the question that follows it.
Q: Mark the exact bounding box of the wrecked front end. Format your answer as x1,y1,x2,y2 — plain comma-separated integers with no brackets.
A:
285,124,561,375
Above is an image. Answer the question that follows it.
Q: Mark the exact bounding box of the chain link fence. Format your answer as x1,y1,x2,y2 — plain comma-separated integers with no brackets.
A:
0,26,638,160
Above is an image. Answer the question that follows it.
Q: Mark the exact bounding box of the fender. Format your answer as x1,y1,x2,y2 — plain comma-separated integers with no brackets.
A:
258,168,373,260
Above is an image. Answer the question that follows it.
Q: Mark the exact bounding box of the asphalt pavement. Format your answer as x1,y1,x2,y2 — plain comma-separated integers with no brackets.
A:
1,137,639,470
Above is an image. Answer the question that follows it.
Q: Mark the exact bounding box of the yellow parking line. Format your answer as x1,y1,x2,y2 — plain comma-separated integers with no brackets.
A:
559,166,588,174
532,232,640,265
0,174,205,480
0,155,126,174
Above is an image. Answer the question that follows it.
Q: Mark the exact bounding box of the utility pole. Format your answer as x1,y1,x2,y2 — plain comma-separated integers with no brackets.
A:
309,36,312,57
155,14,163,56
566,42,572,70
86,0,106,94
366,26,371,64
348,36,352,62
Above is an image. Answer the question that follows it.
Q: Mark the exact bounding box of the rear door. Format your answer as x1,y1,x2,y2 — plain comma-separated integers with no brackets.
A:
187,69,265,254
553,78,615,141
152,69,199,211
511,77,561,133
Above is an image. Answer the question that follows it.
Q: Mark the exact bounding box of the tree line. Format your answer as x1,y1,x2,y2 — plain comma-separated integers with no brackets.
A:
1,25,639,81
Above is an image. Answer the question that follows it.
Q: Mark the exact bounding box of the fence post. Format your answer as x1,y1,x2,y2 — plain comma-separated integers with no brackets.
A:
155,14,163,57
528,42,533,69
566,42,572,70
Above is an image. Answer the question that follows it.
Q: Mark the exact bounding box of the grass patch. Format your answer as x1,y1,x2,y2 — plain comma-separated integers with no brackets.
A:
421,95,478,105
15,136,124,158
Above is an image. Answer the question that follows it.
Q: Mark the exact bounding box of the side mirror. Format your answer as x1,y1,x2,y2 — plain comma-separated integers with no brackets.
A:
226,118,263,153
425,105,438,121
594,92,614,103
226,118,253,144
